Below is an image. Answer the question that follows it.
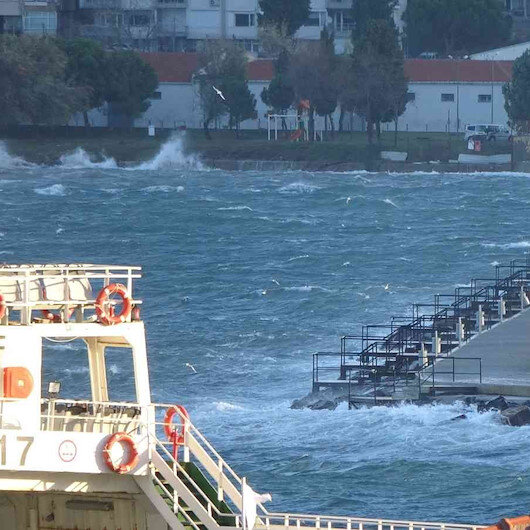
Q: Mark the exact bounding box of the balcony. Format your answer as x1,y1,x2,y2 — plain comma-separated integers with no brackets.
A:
326,0,352,8
157,0,186,6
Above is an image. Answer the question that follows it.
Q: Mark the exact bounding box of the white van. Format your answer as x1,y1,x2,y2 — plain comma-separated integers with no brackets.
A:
465,124,512,141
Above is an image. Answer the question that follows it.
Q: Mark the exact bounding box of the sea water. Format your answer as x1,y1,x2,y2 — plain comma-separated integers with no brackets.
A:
1,137,530,523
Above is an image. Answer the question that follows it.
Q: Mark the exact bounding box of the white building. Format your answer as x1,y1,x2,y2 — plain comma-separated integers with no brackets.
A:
79,55,514,134
470,41,530,61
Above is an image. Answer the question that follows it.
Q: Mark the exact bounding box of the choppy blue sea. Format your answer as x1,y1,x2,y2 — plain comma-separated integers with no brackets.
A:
1,137,530,524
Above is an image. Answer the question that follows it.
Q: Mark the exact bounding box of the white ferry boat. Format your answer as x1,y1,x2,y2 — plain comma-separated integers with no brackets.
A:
0,264,492,529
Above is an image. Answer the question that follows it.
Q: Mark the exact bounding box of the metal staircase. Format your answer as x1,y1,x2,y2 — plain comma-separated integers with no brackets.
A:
312,259,530,404
139,406,484,530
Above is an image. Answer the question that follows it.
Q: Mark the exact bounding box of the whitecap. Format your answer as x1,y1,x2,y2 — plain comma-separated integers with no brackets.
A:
142,185,176,194
279,182,320,194
288,254,309,262
383,198,399,208
134,133,203,170
214,401,244,411
59,147,117,169
482,241,530,249
217,206,253,211
35,184,66,196
0,142,35,169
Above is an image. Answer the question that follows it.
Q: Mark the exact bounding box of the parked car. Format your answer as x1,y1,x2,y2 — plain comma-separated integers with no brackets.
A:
464,124,488,141
464,124,512,142
485,124,512,141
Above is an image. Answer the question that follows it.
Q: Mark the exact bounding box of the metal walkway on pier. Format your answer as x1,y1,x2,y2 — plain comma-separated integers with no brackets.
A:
312,258,530,406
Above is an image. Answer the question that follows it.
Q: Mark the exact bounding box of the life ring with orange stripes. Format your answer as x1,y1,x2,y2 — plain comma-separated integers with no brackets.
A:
163,405,189,443
96,283,132,325
103,432,139,474
0,294,5,320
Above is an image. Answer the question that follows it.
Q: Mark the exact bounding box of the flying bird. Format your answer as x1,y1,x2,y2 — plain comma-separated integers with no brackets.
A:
384,284,389,291
185,363,197,374
212,86,226,100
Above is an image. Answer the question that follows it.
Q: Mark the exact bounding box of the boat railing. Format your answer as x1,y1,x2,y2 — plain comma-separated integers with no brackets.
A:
0,264,142,324
38,397,144,434
0,397,485,530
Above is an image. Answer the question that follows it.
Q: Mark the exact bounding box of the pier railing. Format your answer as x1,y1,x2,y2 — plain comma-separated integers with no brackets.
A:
313,259,530,397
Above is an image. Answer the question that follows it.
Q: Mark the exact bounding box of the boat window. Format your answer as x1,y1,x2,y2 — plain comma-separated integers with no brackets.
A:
104,346,136,402
41,339,91,400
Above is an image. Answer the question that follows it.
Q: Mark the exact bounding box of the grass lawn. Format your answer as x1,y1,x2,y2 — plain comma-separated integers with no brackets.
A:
2,127,512,165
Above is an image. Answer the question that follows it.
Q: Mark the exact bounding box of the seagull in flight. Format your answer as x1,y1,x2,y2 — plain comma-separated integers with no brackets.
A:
212,86,226,100
185,363,197,374
384,284,389,291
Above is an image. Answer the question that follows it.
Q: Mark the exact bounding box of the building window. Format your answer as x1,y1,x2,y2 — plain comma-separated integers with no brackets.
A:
406,92,415,102
441,93,454,102
128,12,150,26
23,11,57,34
235,13,255,27
478,94,492,103
150,91,162,100
304,11,324,26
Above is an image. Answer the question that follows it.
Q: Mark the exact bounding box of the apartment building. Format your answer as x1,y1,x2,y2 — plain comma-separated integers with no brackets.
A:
0,0,57,34
56,0,408,53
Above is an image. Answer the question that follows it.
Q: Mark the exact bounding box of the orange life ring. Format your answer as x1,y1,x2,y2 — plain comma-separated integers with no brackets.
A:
163,405,189,443
0,294,5,320
96,283,132,325
103,432,139,474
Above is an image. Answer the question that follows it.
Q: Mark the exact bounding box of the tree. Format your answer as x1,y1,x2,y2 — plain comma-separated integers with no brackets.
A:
403,0,512,57
352,0,397,41
261,49,295,114
0,35,86,128
223,78,257,136
258,0,310,36
312,29,339,133
349,20,408,144
287,30,341,139
103,50,158,122
194,40,256,139
62,38,109,127
504,50,530,131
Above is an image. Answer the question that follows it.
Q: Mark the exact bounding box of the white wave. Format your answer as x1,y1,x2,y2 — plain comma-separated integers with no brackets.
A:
279,182,320,194
142,185,177,194
491,261,500,266
214,401,244,411
288,254,309,262
134,134,203,170
284,285,331,293
383,198,399,208
342,261,351,266
59,147,117,169
217,206,253,211
482,241,530,249
35,184,66,196
0,251,13,255
0,142,35,169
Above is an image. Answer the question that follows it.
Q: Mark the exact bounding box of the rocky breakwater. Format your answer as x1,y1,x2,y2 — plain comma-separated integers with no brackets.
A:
292,390,530,426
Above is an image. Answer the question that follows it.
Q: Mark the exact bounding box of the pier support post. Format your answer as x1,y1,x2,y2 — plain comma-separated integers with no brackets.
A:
433,331,441,356
499,296,505,322
419,342,427,367
457,317,464,344
477,305,484,332
520,286,529,309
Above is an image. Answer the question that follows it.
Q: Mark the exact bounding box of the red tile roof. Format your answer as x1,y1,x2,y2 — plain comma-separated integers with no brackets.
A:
140,52,200,83
404,59,513,83
140,53,514,84
246,59,275,81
